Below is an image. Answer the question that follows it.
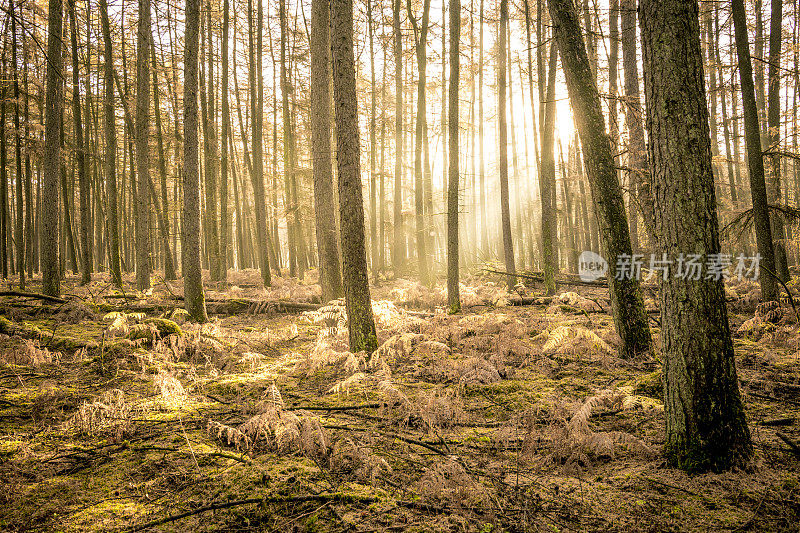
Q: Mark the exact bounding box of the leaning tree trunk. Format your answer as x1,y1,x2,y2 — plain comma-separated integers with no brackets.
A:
446,0,460,313
640,0,752,472
311,0,344,301
183,0,209,322
135,0,152,291
731,0,778,302
549,0,651,358
42,0,64,296
331,0,378,353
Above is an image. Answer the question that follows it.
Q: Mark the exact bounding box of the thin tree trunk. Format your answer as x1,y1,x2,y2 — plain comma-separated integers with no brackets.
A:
766,0,788,281
220,0,231,282
249,0,272,287
392,0,405,276
11,3,26,289
408,0,432,286
497,0,515,289
100,0,122,287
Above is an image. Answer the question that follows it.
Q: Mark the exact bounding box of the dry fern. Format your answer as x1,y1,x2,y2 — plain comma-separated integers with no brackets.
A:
70,389,134,441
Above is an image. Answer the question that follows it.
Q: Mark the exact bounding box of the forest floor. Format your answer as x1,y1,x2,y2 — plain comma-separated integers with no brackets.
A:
0,269,799,532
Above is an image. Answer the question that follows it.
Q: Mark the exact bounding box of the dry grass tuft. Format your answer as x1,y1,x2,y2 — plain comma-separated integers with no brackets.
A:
542,325,616,358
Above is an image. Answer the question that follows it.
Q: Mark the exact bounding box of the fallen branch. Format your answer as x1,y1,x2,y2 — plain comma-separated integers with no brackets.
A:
777,432,800,457
482,268,609,288
0,291,67,304
128,493,379,532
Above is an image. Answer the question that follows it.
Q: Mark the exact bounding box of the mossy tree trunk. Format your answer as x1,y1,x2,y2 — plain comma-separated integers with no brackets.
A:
183,0,208,322
640,0,752,472
42,0,64,296
311,0,343,302
331,0,378,353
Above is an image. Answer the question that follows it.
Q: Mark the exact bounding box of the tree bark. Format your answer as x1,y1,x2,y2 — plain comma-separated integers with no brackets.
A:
183,0,209,322
42,0,64,296
135,0,152,291
446,0,461,313
640,0,752,472
539,43,559,295
311,0,344,302
331,0,378,353
549,0,651,358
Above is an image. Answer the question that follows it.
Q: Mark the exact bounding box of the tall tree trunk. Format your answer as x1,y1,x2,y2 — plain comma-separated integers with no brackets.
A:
69,0,91,284
280,0,297,278
539,43,559,295
731,0,778,301
621,0,654,244
100,0,123,287
331,0,378,353
716,8,738,207
249,0,272,287
220,0,231,283
201,5,220,281
408,0,432,286
368,0,378,281
151,47,177,280
183,0,208,322
135,0,152,291
42,0,64,296
392,0,405,276
640,0,752,472
311,0,344,301
549,0,651,358
478,0,487,254
1,52,8,279
11,2,26,289
447,0,460,313
497,0,515,289
766,0,788,281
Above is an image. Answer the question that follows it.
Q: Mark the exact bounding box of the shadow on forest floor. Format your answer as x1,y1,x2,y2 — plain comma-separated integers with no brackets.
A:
0,268,798,532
